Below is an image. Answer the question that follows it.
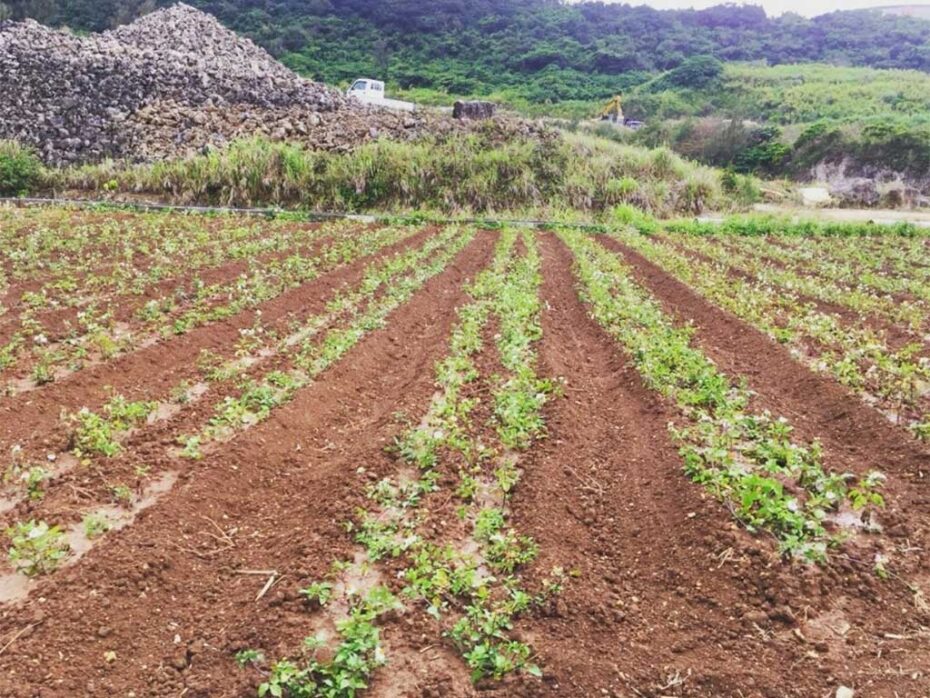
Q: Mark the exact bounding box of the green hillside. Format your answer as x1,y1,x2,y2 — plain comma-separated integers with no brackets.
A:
609,62,930,180
627,62,930,125
7,0,930,108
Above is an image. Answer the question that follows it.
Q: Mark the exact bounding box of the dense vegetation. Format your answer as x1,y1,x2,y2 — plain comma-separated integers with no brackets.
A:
8,0,930,191
0,141,41,196
626,62,930,125
8,0,930,107
592,62,930,182
44,131,758,217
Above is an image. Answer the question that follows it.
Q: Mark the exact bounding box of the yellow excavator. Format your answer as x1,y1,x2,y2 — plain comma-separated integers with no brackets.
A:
599,94,624,124
597,94,644,130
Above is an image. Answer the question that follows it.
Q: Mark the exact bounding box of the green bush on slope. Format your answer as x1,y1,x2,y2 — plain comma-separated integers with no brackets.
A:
0,141,41,197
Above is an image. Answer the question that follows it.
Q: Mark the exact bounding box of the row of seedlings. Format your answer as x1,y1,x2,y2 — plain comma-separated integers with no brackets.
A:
674,232,929,335
0,214,342,322
1,227,477,583
618,229,930,439
252,229,563,697
1,221,416,391
717,230,930,302
179,224,476,457
560,227,887,563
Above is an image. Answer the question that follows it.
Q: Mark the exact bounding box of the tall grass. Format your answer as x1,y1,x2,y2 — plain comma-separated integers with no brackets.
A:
46,129,750,217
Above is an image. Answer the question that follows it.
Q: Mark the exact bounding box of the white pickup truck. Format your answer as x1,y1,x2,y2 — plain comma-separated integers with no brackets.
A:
345,79,416,112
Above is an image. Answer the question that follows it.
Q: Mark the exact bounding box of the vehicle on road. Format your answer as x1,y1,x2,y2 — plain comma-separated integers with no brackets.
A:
346,78,416,112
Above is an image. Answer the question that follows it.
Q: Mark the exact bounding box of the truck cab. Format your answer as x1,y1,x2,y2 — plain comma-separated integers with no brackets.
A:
346,79,386,103
345,78,415,112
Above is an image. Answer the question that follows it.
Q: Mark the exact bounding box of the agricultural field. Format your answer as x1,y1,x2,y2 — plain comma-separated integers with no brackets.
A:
0,205,927,697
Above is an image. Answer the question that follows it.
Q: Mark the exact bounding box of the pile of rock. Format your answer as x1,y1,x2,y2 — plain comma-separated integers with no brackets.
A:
125,100,432,160
105,5,340,110
0,4,344,164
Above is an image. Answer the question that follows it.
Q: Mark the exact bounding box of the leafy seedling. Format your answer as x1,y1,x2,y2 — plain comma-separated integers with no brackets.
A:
7,519,69,576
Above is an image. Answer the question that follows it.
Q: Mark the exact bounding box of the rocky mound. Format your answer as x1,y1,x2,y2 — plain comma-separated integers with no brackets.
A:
104,4,332,108
0,3,346,164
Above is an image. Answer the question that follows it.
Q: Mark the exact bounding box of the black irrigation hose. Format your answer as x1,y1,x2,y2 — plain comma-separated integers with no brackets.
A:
0,196,612,232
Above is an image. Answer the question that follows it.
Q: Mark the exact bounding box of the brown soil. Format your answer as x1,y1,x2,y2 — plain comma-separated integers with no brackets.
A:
596,234,930,693
0,226,433,463
660,234,923,354
0,222,928,698
0,230,496,697
0,221,380,377
703,235,929,347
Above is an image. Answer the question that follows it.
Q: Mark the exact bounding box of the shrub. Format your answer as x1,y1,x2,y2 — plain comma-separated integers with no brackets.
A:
0,141,41,197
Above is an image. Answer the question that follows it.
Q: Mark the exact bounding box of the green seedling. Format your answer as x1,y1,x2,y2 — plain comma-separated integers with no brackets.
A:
82,513,110,539
235,649,265,668
7,519,69,576
299,581,334,606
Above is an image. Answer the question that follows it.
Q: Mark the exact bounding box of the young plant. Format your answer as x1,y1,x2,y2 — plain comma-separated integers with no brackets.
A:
82,513,111,539
19,465,49,500
7,519,69,576
235,649,265,668
110,484,133,506
299,581,334,606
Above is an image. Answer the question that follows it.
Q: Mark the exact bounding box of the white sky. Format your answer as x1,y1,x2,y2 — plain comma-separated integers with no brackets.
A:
617,1,928,17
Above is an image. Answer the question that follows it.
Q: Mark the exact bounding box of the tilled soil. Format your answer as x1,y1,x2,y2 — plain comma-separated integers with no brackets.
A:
0,223,928,698
0,224,430,460
0,230,496,697
597,234,930,696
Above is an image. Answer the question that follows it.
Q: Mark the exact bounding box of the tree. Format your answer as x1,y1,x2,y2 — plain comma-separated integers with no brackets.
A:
662,55,724,89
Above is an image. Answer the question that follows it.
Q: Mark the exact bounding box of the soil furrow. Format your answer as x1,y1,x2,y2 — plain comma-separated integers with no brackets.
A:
509,232,812,696
0,230,497,698
668,234,928,352
0,221,339,345
596,234,930,693
661,234,914,345
0,226,436,460
0,223,391,384
599,236,930,486
0,225,465,532
511,232,930,697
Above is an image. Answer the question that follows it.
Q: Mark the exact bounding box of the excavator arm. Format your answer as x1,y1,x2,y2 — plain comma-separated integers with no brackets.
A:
599,94,624,122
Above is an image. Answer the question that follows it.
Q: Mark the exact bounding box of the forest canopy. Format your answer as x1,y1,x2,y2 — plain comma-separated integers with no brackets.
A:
6,0,930,105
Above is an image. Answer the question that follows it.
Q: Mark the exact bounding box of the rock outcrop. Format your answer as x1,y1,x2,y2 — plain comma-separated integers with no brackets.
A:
453,101,497,120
